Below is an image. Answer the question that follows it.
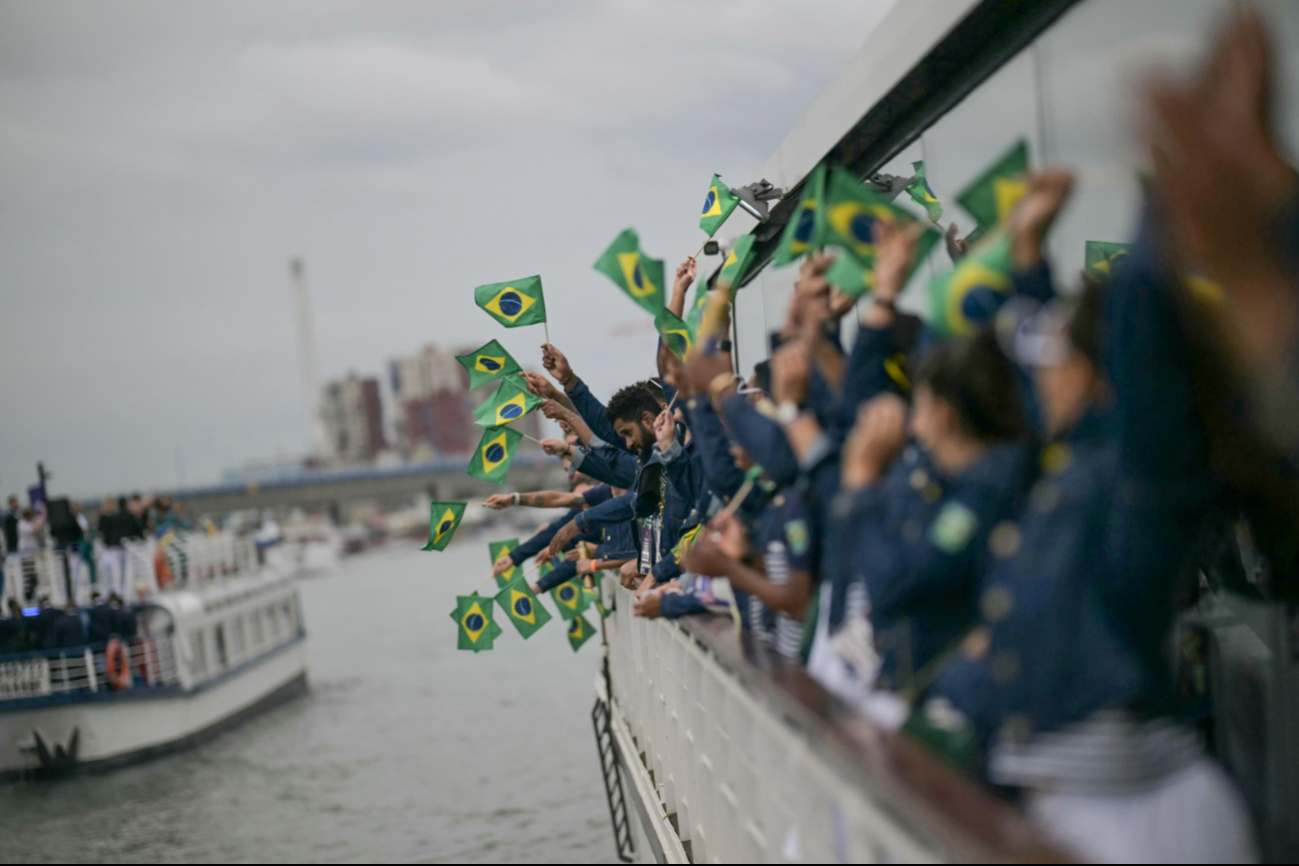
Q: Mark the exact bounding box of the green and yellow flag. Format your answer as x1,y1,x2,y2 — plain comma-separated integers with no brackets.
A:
494,575,552,639
906,160,944,224
957,140,1029,233
683,283,710,337
551,578,591,620
1084,241,1130,279
489,538,520,587
717,234,757,292
699,173,740,237
473,376,542,428
456,339,521,390
467,425,523,485
825,168,937,267
474,276,547,328
772,163,827,267
421,501,467,551
928,229,1015,336
582,584,610,619
566,612,596,651
594,228,665,315
537,556,558,581
654,308,694,360
672,523,703,566
453,594,499,652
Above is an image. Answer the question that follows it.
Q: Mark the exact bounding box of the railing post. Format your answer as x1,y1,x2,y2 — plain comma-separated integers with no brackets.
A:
85,647,97,692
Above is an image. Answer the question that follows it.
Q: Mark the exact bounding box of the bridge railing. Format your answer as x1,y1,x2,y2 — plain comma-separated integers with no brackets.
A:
601,583,1063,863
0,634,180,702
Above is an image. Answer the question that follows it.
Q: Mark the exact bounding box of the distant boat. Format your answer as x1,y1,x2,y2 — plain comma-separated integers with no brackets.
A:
0,533,308,778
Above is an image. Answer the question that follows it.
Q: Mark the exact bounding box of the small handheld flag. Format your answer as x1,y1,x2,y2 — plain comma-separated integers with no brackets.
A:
474,276,547,328
456,340,521,390
699,173,740,237
494,576,552,639
551,578,591,620
453,594,499,652
654,308,694,360
928,229,1015,336
772,163,827,267
421,501,467,551
473,376,542,428
716,234,757,292
906,160,944,224
489,539,520,587
1084,241,1130,278
957,140,1030,233
825,169,937,267
537,557,559,581
467,425,523,485
594,228,665,315
825,228,940,300
566,612,596,651
683,283,709,337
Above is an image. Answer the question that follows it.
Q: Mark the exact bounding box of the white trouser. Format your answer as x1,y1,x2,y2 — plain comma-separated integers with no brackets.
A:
1026,758,1259,863
99,548,127,601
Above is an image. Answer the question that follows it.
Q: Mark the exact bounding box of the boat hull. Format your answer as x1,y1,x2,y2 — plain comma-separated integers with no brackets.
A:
0,637,308,779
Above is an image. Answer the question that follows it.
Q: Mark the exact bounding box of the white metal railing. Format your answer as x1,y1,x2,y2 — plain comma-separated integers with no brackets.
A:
0,634,180,702
1,532,258,609
601,583,1052,863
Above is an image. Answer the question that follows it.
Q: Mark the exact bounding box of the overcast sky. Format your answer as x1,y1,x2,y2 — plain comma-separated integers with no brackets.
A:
0,0,897,498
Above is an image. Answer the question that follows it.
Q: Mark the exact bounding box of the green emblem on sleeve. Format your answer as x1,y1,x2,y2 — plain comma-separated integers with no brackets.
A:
785,519,810,557
929,503,978,554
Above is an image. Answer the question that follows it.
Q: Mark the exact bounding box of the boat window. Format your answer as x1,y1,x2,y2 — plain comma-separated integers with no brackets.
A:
249,608,265,647
214,624,228,669
265,604,279,640
232,617,247,660
189,629,207,676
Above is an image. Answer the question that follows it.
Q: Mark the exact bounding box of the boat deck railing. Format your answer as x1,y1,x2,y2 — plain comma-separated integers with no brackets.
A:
0,634,180,704
2,532,259,610
601,583,1064,863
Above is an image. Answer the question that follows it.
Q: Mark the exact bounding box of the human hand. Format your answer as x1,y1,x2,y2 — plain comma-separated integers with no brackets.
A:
635,574,656,600
795,251,835,297
545,520,581,561
492,555,515,577
708,510,749,560
521,370,563,402
565,547,582,562
539,438,574,458
685,345,734,398
872,220,924,303
674,257,698,294
541,343,575,388
653,408,675,451
619,560,640,589
484,494,515,510
842,394,908,488
576,558,596,576
681,535,735,577
770,340,811,407
633,590,662,619
540,399,574,425
1008,168,1075,270
944,222,969,263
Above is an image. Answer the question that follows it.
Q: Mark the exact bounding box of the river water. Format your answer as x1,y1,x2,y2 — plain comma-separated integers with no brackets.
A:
0,541,617,863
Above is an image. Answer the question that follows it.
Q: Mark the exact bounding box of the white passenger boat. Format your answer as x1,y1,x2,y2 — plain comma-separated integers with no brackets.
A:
0,533,308,778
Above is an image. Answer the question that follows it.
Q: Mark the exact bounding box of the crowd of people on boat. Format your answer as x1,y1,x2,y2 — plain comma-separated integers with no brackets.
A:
480,10,1295,862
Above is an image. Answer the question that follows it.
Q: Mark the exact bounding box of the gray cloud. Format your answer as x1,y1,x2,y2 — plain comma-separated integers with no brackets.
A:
0,0,896,497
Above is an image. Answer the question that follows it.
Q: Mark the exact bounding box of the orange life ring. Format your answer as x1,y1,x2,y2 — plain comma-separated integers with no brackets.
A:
105,639,131,691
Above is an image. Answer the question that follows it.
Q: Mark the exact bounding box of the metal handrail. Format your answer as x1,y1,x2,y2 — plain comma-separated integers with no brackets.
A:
0,634,180,701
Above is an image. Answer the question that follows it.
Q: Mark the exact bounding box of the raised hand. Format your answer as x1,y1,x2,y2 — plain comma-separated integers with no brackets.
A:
653,408,675,451
674,257,698,294
1008,168,1075,270
540,343,575,388
842,393,909,489
681,535,734,577
521,370,563,402
708,510,749,560
872,220,924,304
770,340,811,407
483,494,515,510
539,438,574,458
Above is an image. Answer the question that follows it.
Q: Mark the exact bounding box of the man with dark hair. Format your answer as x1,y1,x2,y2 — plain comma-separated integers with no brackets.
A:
603,382,664,461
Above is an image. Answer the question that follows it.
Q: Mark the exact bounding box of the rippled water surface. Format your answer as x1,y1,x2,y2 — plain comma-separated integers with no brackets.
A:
0,542,617,864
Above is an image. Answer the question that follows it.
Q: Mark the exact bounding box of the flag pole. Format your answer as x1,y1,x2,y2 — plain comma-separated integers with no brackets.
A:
692,238,708,259
544,320,551,346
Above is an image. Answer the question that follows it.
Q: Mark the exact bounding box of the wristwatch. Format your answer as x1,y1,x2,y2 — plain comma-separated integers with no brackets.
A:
775,400,801,425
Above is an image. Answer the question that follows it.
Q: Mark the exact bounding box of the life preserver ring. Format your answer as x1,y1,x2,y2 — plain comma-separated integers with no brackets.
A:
105,639,131,691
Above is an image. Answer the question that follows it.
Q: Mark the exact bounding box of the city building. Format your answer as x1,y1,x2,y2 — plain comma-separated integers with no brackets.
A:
320,373,387,465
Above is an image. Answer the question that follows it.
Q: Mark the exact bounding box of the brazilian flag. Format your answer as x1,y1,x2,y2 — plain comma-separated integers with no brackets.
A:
421,501,467,551
699,173,740,237
456,339,521,390
1084,241,1130,279
716,234,757,292
467,425,522,485
825,168,937,267
655,308,693,360
566,612,596,651
957,140,1029,232
537,556,558,581
453,594,499,652
928,229,1014,336
473,376,541,428
582,584,610,620
683,283,709,338
551,578,591,620
489,538,520,588
772,163,827,267
594,228,665,315
824,222,939,300
474,276,547,328
672,523,703,566
906,160,944,224
494,575,552,639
